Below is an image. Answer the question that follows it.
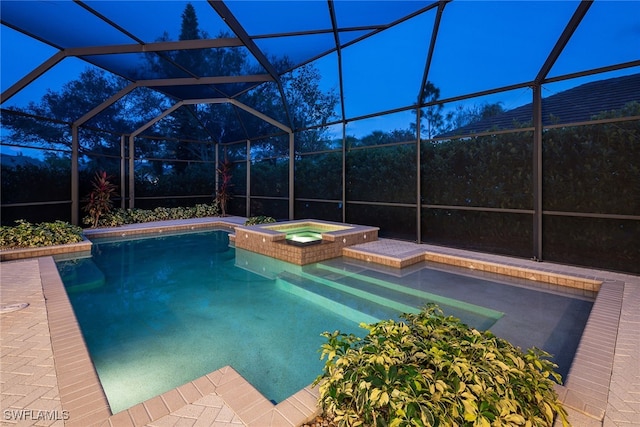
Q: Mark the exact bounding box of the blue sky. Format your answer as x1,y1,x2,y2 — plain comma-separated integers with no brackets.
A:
1,0,639,142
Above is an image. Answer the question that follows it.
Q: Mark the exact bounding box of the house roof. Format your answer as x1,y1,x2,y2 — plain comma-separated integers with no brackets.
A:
439,73,640,137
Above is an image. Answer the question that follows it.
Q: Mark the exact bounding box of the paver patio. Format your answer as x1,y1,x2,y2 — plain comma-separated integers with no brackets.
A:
1,218,638,426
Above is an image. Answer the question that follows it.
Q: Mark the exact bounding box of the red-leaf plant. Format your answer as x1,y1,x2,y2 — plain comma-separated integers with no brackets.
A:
215,158,233,216
82,171,118,228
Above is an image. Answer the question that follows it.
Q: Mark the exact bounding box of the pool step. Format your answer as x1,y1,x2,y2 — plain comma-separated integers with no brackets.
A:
276,270,423,325
276,274,380,325
299,264,503,330
58,258,106,293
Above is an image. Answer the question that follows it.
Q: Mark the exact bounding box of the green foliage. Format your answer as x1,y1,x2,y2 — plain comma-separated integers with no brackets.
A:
295,152,343,200
1,220,83,249
82,171,118,228
84,203,220,228
135,162,216,197
1,162,71,205
251,158,288,197
315,305,569,427
347,144,417,204
244,216,276,226
422,132,533,210
543,102,640,215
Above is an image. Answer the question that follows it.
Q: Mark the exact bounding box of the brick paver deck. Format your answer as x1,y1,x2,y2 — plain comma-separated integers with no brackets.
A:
1,218,638,426
1,259,65,427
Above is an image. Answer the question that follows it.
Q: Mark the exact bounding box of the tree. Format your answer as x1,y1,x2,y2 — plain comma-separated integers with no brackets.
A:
286,64,340,153
286,64,339,129
2,2,339,217
411,80,506,138
3,69,121,150
417,81,445,139
441,102,505,135
236,57,339,156
2,69,167,152
168,3,209,173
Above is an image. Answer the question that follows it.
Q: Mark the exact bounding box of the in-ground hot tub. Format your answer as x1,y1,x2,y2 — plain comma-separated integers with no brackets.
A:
285,231,323,246
263,222,352,247
231,220,378,265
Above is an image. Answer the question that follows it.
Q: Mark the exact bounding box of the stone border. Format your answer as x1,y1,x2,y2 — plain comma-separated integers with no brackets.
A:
82,217,245,240
12,219,628,425
342,242,602,293
34,220,322,427
39,257,112,427
233,219,379,265
1,238,92,262
559,278,625,421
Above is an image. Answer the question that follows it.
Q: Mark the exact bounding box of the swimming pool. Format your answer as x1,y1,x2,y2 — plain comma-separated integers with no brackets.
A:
56,229,593,414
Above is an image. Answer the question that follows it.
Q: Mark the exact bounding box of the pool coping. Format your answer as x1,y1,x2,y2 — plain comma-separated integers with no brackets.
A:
38,255,320,427
82,216,247,240
342,240,602,294
0,237,93,262
31,217,322,427
2,217,635,426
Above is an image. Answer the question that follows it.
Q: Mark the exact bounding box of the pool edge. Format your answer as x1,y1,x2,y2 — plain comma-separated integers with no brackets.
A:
342,239,602,293
41,251,321,427
29,221,633,426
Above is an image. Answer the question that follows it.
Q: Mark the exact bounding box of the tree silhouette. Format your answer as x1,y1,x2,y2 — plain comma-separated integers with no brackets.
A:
419,81,444,139
441,101,506,135
2,68,166,153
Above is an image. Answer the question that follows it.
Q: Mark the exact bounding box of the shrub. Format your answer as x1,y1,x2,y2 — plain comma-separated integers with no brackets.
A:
82,171,118,228
244,216,277,226
84,202,221,228
315,305,569,427
0,220,84,249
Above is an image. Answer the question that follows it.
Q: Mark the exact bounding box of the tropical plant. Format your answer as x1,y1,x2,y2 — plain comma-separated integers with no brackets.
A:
82,171,118,228
1,220,83,249
315,305,569,427
216,157,233,216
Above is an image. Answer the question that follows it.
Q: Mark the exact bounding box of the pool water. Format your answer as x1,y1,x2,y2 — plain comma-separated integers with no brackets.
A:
286,231,322,241
57,230,365,413
286,231,323,245
56,229,593,414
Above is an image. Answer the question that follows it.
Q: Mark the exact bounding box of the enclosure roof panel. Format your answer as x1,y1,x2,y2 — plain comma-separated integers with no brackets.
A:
1,0,137,48
2,0,638,133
